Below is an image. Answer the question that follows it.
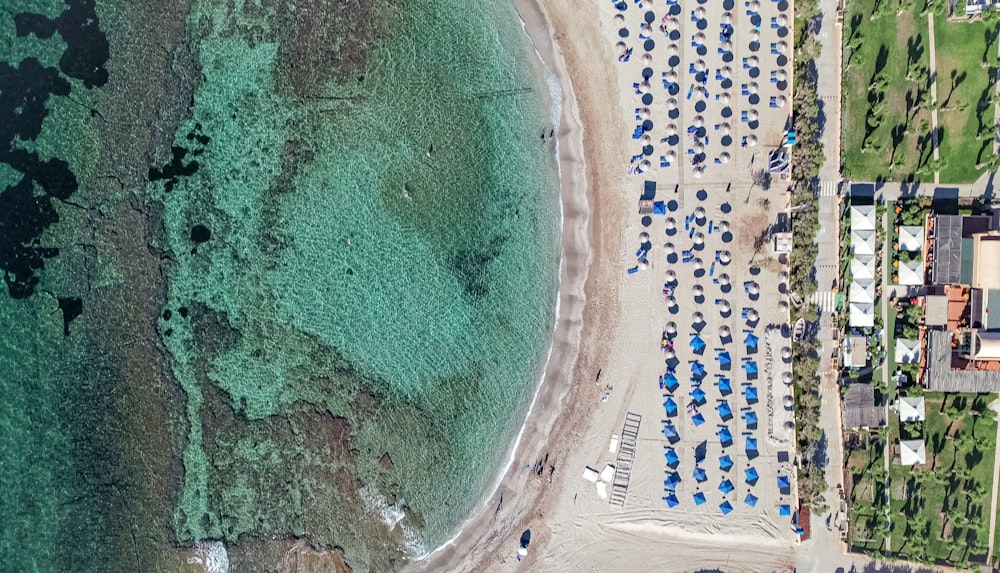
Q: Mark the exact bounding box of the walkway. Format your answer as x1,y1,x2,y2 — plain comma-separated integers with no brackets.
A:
988,397,1000,565
927,13,941,184
880,208,892,554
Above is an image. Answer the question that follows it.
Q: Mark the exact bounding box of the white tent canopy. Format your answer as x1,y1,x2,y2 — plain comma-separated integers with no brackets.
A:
851,255,876,280
895,338,920,364
899,226,925,252
900,439,926,466
850,278,876,304
852,229,876,256
898,260,924,286
899,396,925,422
850,302,875,327
851,204,876,231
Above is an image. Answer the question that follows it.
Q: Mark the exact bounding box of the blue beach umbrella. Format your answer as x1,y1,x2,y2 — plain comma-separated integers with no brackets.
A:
745,436,758,452
717,401,732,419
663,371,679,391
719,479,734,494
745,493,759,507
720,500,734,515
692,412,706,426
717,377,732,394
665,448,680,466
744,361,758,375
777,475,791,490
690,334,706,352
663,397,678,415
663,421,679,440
744,385,759,402
717,426,733,445
693,466,708,482
744,410,758,427
691,387,707,404
665,471,682,489
664,493,680,507
717,351,732,366
744,332,759,348
694,492,707,505
719,454,733,471
691,361,706,377
779,504,791,516
745,467,759,483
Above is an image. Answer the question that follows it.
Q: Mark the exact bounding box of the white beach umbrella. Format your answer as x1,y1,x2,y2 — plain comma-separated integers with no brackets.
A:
667,123,678,136
721,66,733,79
722,12,733,25
695,206,706,219
779,300,789,310
667,93,678,106
642,134,652,145
776,41,788,54
666,150,677,162
642,53,653,64
616,41,627,51
719,300,731,313
693,311,705,323
778,14,788,26
748,81,759,94
748,56,759,68
694,233,705,246
667,70,678,84
751,30,760,42
719,152,731,164
666,269,677,281
776,69,787,82
719,251,732,264
693,258,703,270
640,23,652,34
667,18,679,31
775,95,787,108
667,296,678,308
784,420,796,431
747,109,759,122
695,32,706,44
640,260,649,271
781,347,792,359
720,325,731,338
640,107,651,119
693,167,703,178
666,217,676,230
614,13,625,23
696,6,707,18
782,371,793,384
693,284,705,297
641,159,651,170
779,271,789,282
665,348,676,359
719,221,730,233
720,122,731,136
695,60,707,73
746,134,758,146
666,321,677,334
721,41,733,53
750,0,761,10
694,142,705,154
783,395,794,408
665,243,676,256
669,43,679,56
748,282,760,295
694,115,705,128
640,231,650,241
747,309,759,322
720,92,731,106
719,273,731,286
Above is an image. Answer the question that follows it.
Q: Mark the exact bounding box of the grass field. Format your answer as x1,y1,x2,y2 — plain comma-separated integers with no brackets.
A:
842,2,933,182
842,3,999,182
886,393,997,567
933,16,1000,183
846,436,889,554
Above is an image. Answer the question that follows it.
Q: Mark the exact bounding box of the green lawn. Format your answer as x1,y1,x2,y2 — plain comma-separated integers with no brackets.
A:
847,438,889,554
932,16,1000,182
842,2,933,181
887,393,997,567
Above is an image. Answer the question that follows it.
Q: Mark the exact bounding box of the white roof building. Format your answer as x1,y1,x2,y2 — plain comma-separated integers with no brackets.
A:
898,260,924,286
850,278,876,304
852,254,876,281
850,302,875,328
900,439,927,466
851,204,877,231
899,226,925,252
899,397,926,422
852,229,876,256
895,338,920,364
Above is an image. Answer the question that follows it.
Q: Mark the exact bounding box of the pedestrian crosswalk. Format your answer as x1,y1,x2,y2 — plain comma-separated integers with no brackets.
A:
815,180,840,197
810,290,838,312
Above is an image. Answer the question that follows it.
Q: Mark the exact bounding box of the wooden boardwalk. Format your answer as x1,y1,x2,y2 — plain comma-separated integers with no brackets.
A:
610,412,642,508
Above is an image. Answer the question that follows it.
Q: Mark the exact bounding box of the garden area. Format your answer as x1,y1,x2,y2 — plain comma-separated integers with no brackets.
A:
842,0,1000,182
846,432,889,555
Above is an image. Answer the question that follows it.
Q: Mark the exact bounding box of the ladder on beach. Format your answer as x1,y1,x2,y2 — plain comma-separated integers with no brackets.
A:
610,412,641,508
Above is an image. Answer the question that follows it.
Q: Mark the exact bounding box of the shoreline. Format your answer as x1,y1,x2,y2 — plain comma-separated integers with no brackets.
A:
405,0,623,569
408,0,621,571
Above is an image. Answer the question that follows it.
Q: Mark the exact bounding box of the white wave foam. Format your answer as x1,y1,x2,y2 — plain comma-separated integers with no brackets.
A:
359,484,427,556
187,540,229,573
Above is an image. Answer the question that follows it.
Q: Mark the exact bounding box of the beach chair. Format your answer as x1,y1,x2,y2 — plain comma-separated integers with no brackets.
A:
686,86,694,100
770,97,778,108
660,157,670,167
740,111,749,123
709,262,716,276
741,308,750,319
770,17,779,28
691,11,699,22
742,58,751,70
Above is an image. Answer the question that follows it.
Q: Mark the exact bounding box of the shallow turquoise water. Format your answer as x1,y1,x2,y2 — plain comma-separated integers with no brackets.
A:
154,0,561,564
0,0,559,569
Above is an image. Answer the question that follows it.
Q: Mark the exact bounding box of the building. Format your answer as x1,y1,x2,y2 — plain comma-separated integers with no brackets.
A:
849,202,878,328
844,335,867,368
895,338,920,364
899,225,924,252
898,396,925,422
842,383,885,429
899,439,926,466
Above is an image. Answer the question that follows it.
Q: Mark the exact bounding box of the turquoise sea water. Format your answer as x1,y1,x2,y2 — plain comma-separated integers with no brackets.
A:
1,0,559,570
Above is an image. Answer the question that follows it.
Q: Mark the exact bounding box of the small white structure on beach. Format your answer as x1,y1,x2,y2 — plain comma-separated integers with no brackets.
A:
895,338,920,364
899,439,927,466
899,396,926,423
849,302,875,328
899,226,925,252
851,254,876,281
851,204,876,231
582,466,599,483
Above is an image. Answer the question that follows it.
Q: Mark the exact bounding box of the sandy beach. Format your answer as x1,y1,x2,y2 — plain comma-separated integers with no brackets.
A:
407,0,799,570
